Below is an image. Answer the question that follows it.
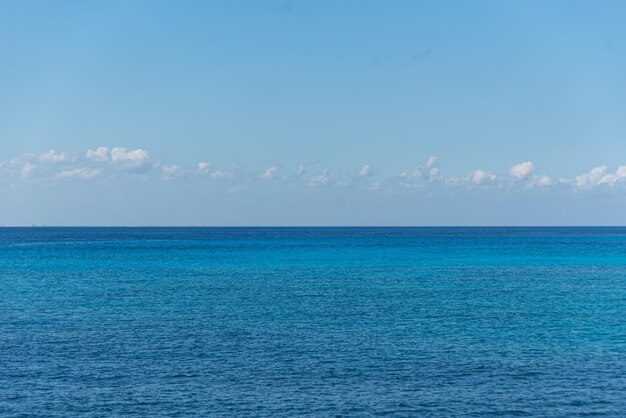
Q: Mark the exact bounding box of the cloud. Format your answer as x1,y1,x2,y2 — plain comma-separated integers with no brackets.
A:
469,169,496,185
308,170,331,187
110,147,150,169
39,149,67,164
86,146,110,162
0,155,36,180
56,167,101,180
162,165,181,180
4,148,626,197
260,166,279,180
510,161,535,180
21,162,36,179
197,161,210,173
527,175,553,187
210,169,230,179
2,147,154,183
576,166,608,188
358,164,372,177
400,156,440,186
209,165,240,180
575,165,626,188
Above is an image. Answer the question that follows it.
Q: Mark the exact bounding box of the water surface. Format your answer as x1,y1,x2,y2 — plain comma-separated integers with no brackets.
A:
1,227,625,416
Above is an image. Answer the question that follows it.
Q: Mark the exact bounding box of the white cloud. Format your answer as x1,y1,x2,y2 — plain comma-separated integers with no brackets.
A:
21,162,36,178
3,147,155,182
576,165,608,188
162,165,181,179
528,175,553,187
4,148,626,197
469,169,496,184
575,165,626,188
211,169,230,179
400,156,440,185
601,166,626,186
110,147,150,168
510,161,535,180
0,155,36,180
443,176,462,187
197,161,210,173
56,167,101,180
86,146,110,162
358,164,372,177
39,149,67,164
308,170,331,187
260,165,279,180
208,164,240,180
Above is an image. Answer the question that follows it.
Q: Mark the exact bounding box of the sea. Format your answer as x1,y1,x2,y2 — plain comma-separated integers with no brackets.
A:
1,227,625,417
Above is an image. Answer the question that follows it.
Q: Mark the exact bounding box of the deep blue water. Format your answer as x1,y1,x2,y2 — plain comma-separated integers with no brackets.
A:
1,227,625,417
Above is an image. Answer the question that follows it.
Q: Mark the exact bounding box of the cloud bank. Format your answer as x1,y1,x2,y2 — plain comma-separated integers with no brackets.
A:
2,147,626,194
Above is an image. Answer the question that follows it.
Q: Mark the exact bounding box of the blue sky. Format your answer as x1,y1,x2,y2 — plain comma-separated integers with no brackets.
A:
2,0,626,225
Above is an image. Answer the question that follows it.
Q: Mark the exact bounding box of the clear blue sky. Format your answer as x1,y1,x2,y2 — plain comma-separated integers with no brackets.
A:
1,0,626,225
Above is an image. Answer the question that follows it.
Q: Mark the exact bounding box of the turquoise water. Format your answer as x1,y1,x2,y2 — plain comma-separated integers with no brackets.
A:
1,227,625,416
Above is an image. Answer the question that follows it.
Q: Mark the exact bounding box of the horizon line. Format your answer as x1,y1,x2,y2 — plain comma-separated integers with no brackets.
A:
1,225,625,228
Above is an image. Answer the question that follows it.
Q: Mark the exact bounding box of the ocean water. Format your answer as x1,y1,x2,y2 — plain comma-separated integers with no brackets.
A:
1,227,625,417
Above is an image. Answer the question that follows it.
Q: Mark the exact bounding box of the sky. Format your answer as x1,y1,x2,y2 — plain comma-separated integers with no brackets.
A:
1,0,626,225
